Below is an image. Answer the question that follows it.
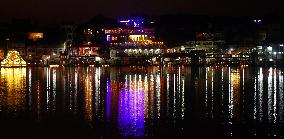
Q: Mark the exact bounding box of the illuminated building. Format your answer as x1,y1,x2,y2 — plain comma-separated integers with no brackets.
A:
253,44,284,65
105,18,164,64
104,28,162,48
1,50,26,67
67,22,109,65
180,32,225,52
69,44,102,65
70,44,101,57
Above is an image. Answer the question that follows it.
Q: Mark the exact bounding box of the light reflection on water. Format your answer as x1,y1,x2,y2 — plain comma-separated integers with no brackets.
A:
0,68,26,112
0,66,283,137
118,74,145,137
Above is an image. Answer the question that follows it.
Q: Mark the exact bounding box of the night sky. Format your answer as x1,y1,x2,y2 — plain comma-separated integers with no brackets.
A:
0,0,281,23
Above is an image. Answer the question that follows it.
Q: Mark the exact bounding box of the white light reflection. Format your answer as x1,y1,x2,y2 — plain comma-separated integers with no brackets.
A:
46,67,50,110
279,70,284,121
268,68,273,122
254,71,257,120
156,73,161,118
258,68,263,121
273,68,277,123
228,67,233,124
181,77,185,119
205,67,208,116
178,67,181,119
95,67,101,117
166,74,170,116
150,74,154,119
68,69,72,110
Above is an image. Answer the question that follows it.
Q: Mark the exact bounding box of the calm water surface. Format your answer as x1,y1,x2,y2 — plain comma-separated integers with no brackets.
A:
0,66,283,138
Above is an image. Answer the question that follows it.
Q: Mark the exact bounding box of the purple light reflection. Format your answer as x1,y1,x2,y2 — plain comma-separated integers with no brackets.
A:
106,80,111,121
118,75,145,137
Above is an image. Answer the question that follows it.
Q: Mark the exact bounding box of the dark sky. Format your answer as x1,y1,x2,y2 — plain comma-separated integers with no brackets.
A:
0,0,281,23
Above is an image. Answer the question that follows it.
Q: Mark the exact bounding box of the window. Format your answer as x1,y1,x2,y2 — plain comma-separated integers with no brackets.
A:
28,33,44,41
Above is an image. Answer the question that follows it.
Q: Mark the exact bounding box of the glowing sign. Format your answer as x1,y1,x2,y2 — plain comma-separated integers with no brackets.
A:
119,18,144,28
134,22,139,27
107,35,111,41
129,35,148,42
120,20,130,23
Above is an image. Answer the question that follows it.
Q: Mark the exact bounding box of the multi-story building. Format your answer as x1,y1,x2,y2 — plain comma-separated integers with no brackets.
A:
69,44,102,65
68,23,107,65
104,17,164,65
253,44,284,65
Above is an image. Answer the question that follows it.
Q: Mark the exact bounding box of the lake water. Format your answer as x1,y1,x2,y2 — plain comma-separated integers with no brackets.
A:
0,66,283,138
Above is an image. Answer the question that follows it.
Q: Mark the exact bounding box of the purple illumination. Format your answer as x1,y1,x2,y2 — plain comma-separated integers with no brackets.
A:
118,18,144,28
106,80,111,121
106,35,111,41
120,20,130,23
118,75,145,137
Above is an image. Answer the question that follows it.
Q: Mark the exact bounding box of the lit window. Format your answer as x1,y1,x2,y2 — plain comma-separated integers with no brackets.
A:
28,33,44,41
